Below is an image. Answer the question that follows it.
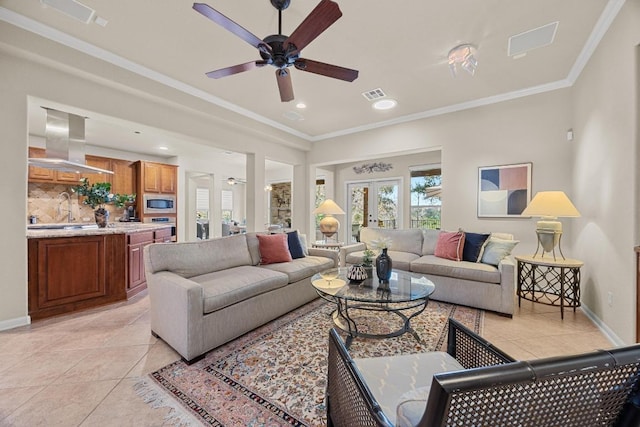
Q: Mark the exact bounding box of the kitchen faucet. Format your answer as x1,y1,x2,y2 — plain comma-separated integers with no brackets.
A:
58,191,74,223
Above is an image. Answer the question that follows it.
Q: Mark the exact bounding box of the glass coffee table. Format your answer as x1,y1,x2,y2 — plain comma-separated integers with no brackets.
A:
311,267,435,348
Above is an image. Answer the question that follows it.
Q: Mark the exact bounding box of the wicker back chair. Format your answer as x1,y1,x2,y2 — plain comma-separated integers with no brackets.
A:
327,320,640,427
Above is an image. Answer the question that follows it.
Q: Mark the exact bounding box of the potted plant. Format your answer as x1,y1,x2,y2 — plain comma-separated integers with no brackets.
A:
362,248,375,278
72,178,136,227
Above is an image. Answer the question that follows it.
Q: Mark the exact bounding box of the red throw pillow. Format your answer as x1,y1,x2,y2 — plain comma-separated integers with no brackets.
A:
257,233,293,265
434,231,466,261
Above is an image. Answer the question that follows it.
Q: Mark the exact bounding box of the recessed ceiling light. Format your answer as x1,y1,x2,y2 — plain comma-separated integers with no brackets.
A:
158,146,169,151
296,102,306,109
372,99,397,110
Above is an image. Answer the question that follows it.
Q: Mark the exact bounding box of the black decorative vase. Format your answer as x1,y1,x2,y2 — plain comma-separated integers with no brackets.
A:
376,248,392,282
94,208,109,228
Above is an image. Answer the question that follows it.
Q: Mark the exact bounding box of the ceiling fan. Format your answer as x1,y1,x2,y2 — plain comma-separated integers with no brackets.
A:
226,177,245,185
192,0,359,102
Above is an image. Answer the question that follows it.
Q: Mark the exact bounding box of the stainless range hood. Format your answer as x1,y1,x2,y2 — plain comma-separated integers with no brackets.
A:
28,108,114,175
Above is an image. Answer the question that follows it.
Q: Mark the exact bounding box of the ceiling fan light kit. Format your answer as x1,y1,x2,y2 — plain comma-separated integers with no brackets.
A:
448,44,478,77
193,0,359,103
227,177,246,185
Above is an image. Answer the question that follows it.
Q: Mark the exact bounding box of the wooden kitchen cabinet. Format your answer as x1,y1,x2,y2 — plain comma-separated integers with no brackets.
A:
126,227,173,298
28,148,116,186
127,231,154,298
28,234,127,320
137,161,177,194
28,147,95,184
111,159,135,195
154,227,173,243
28,147,55,182
81,155,113,185
160,164,177,193
27,226,174,319
141,162,161,193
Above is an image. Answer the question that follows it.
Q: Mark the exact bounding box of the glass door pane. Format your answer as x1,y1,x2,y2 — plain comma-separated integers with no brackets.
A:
346,179,400,243
375,181,399,229
347,182,369,243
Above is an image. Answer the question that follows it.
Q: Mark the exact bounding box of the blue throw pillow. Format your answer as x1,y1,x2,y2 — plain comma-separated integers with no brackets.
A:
287,230,306,259
462,232,490,262
481,238,519,266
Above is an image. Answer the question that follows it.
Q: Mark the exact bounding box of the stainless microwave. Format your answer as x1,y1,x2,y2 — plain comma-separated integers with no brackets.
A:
143,194,176,214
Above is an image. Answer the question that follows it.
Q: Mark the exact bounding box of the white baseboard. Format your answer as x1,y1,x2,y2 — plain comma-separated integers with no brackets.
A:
0,315,31,331
580,303,625,346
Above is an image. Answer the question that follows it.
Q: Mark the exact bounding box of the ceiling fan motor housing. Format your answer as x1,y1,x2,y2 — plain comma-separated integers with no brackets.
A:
270,0,291,11
261,34,299,68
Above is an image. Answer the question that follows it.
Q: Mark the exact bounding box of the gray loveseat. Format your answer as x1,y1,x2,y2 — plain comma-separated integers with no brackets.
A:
144,232,338,362
341,228,516,316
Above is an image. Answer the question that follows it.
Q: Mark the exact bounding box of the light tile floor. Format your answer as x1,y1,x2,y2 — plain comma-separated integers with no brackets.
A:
0,294,615,426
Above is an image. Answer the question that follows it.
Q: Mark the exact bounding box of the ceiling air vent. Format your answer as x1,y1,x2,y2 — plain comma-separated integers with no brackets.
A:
283,111,304,121
508,22,559,58
362,88,387,101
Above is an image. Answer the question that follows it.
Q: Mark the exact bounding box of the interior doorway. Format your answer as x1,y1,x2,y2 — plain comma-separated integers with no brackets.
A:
346,179,401,243
186,172,216,241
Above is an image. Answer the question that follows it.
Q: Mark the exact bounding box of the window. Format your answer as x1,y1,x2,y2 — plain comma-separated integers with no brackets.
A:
410,167,441,229
315,179,326,236
221,189,233,222
196,188,210,220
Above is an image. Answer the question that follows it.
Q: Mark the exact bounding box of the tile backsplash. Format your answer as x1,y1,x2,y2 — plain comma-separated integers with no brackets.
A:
28,182,124,224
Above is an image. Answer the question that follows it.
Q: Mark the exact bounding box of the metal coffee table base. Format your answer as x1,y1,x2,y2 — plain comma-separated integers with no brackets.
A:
330,298,429,348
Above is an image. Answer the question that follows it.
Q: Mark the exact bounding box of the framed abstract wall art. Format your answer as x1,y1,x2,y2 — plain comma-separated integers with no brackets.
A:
477,162,532,218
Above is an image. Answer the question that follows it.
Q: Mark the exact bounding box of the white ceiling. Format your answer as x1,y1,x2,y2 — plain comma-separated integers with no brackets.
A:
1,0,619,151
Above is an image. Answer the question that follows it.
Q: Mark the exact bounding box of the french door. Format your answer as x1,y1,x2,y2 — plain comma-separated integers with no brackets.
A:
346,179,401,243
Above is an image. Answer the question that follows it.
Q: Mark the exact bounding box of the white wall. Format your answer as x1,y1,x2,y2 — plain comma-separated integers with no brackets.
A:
571,0,640,345
310,90,575,258
332,150,441,242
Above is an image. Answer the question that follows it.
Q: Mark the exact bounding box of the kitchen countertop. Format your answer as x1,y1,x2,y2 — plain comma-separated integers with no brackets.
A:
26,222,173,239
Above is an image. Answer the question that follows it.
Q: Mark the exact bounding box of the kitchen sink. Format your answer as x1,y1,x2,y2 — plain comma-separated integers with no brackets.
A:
27,223,100,230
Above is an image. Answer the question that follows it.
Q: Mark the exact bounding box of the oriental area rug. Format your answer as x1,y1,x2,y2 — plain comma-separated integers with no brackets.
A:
135,298,483,427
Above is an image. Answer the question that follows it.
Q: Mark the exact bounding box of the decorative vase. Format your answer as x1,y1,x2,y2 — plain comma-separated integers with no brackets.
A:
347,265,367,282
363,265,374,279
376,248,392,282
94,208,109,228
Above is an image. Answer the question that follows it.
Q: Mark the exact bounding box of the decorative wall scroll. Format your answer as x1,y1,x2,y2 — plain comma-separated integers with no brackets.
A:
353,162,393,174
478,162,531,217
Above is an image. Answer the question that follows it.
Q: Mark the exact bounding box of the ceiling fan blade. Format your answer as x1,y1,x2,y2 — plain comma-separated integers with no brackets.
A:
285,0,342,54
276,69,294,102
294,58,358,82
206,61,267,79
193,3,270,53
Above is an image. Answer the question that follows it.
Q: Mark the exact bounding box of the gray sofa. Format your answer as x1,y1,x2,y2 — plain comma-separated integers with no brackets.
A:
144,232,338,362
341,228,516,316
